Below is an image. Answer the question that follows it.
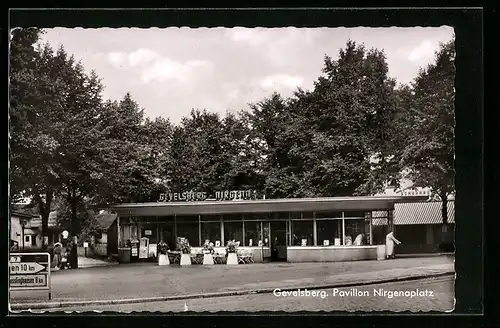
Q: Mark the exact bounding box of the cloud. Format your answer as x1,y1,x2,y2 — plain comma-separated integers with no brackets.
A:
407,40,436,63
260,74,304,90
106,52,126,68
128,48,161,67
141,58,213,84
226,28,271,47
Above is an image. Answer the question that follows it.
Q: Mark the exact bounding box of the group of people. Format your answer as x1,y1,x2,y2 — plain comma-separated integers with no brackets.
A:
51,238,78,270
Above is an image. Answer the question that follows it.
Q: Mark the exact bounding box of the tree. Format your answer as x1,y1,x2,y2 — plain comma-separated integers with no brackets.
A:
245,93,296,198
277,40,400,198
400,39,455,224
10,28,61,248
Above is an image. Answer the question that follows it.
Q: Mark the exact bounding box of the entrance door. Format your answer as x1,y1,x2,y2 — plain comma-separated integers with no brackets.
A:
271,221,287,261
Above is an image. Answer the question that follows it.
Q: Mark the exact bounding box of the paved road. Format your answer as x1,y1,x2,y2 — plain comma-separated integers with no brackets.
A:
10,256,454,304
25,276,455,312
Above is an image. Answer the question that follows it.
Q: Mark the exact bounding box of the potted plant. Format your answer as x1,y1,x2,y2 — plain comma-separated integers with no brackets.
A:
202,240,214,265
157,240,170,266
226,240,239,265
177,237,192,266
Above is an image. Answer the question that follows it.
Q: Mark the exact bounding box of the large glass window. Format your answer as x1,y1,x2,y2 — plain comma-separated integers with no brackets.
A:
244,221,261,246
224,221,243,245
176,216,200,247
201,222,221,245
317,219,342,246
345,218,370,246
292,221,313,246
270,212,289,220
224,222,243,245
161,223,175,250
315,211,343,219
222,214,243,221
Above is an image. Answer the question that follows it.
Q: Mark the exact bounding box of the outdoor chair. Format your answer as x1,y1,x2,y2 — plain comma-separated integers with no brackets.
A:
190,249,203,264
237,250,254,264
213,249,227,264
168,250,181,265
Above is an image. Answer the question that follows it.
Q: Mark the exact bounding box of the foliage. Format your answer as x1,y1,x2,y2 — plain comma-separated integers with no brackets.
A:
157,241,169,255
9,33,456,237
176,237,191,254
203,240,215,254
226,240,239,253
10,28,55,247
399,39,455,223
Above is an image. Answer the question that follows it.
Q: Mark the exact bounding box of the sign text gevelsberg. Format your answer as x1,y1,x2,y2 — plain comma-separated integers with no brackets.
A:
159,190,257,202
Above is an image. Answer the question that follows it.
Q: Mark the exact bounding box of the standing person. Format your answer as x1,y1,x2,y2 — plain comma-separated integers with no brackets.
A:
52,242,63,270
354,233,364,246
385,231,401,259
69,236,78,269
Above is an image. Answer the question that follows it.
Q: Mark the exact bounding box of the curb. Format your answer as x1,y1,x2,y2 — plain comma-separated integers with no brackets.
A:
10,271,454,311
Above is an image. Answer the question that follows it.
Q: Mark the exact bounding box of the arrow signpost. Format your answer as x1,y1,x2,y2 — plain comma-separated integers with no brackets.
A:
9,253,51,300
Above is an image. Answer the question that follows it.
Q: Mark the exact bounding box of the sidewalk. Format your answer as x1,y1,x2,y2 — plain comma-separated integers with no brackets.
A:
10,256,454,308
77,256,118,269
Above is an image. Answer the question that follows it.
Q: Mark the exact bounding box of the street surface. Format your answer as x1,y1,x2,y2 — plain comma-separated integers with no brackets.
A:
10,256,454,304
23,276,455,312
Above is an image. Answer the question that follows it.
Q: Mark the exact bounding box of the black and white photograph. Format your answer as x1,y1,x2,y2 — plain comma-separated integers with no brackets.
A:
9,20,458,313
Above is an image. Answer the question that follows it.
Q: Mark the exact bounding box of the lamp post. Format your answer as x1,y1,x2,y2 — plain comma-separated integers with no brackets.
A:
21,220,26,251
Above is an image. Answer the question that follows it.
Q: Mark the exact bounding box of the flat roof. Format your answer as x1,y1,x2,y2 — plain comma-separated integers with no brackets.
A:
108,195,428,217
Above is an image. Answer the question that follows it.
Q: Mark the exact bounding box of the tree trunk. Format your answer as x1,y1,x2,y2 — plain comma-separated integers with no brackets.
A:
33,186,53,250
70,186,80,236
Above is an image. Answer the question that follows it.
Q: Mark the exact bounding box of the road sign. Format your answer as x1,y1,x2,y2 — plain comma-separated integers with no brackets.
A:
10,262,46,275
9,252,51,300
10,274,47,287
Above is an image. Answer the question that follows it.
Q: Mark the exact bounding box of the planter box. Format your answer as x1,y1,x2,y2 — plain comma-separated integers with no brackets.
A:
377,245,386,261
158,254,170,266
226,252,238,265
203,253,214,265
180,253,192,266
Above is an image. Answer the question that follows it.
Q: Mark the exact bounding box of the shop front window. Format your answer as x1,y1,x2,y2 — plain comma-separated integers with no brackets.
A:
176,216,200,247
244,221,262,246
292,221,313,246
316,219,342,246
224,221,243,245
345,218,370,246
201,222,221,245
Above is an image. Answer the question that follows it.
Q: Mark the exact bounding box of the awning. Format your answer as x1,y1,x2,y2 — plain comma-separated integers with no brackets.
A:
107,196,428,217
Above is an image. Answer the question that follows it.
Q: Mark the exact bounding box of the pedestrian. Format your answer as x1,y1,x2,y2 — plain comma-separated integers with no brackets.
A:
353,233,364,246
52,242,63,270
385,231,401,259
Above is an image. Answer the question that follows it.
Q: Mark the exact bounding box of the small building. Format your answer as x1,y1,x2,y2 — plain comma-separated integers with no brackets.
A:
373,201,455,253
10,210,63,250
99,194,428,263
10,211,39,249
88,212,119,257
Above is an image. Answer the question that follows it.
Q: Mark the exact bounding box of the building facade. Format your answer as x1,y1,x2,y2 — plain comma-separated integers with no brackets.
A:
101,194,427,263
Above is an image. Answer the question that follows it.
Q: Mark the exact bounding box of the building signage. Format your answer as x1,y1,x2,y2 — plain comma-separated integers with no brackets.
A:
9,252,51,299
159,190,258,202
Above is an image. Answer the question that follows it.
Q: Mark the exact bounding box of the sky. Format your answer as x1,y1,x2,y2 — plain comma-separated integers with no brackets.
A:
39,27,454,124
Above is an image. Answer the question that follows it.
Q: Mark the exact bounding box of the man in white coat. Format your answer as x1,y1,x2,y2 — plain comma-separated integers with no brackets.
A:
385,231,401,259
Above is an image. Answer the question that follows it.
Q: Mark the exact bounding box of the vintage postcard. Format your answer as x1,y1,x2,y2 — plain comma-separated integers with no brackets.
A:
9,13,461,313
